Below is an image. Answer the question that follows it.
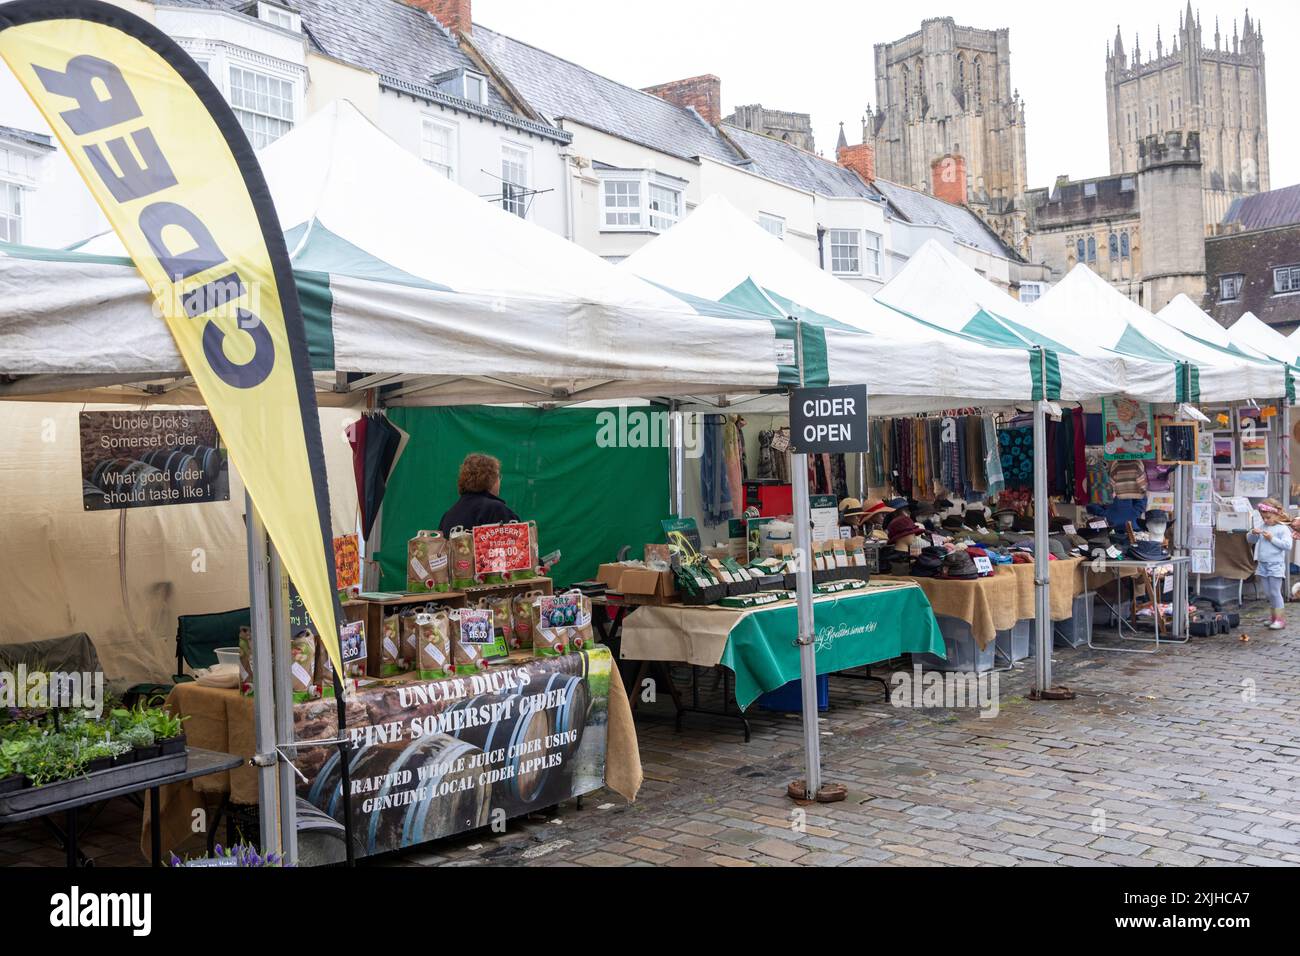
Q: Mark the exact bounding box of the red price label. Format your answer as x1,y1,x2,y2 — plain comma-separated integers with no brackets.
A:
472,523,533,574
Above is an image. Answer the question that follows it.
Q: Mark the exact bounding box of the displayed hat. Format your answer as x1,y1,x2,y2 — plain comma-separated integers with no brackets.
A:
941,551,980,580
887,497,909,510
933,496,955,511
1011,513,1035,532
1048,516,1071,533
863,499,896,517
838,497,866,518
886,514,925,545
1047,538,1069,560
1127,540,1170,562
941,515,968,532
1052,532,1089,557
910,546,948,578
912,501,937,519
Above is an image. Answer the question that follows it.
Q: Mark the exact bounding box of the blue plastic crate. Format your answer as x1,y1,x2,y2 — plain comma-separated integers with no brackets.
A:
758,674,829,713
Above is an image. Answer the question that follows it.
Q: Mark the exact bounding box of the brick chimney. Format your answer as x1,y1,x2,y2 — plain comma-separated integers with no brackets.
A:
931,153,967,205
642,75,722,125
837,142,875,184
407,0,472,36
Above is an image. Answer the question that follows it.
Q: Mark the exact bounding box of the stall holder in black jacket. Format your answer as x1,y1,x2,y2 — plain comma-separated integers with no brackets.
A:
438,492,520,539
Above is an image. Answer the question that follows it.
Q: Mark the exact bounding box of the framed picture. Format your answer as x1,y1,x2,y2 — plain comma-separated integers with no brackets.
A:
1191,550,1214,574
1193,457,1212,481
1212,436,1236,467
1192,479,1212,503
1156,421,1197,465
1191,502,1214,527
1240,435,1269,470
1101,397,1155,461
1203,405,1232,432
1235,470,1269,498
1236,405,1272,433
1213,468,1235,495
1197,431,1215,459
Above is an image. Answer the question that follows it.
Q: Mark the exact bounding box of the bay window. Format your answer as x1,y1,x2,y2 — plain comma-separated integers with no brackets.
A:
599,170,685,233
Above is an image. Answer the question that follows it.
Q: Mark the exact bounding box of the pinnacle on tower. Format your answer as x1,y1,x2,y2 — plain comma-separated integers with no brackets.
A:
836,122,848,152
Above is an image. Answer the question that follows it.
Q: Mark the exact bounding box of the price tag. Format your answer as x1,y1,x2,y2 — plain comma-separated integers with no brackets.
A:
838,526,852,539
1063,524,1077,535
770,432,790,453
1089,519,1107,530
458,608,493,645
1162,575,1173,594
973,556,993,575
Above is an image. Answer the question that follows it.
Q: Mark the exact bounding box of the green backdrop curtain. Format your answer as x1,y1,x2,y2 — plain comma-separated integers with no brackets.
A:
378,405,670,590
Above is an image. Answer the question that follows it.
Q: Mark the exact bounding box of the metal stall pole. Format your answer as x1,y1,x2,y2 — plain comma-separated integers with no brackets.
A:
668,400,685,517
791,448,821,799
789,318,821,801
1172,454,1189,639
856,452,867,500
1032,400,1052,694
244,493,280,855
268,542,299,866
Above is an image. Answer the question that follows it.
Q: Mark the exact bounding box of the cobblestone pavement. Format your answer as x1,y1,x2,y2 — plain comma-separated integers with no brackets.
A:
3,599,1298,867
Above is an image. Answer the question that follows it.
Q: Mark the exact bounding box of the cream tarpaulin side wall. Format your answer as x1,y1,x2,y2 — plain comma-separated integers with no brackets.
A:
0,402,361,686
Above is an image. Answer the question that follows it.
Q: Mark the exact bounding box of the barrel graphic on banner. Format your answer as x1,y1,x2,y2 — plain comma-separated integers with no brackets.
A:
445,692,554,804
0,0,342,670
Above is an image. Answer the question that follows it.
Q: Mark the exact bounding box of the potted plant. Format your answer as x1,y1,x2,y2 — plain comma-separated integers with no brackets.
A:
168,843,288,868
122,724,159,762
0,739,29,794
144,708,188,756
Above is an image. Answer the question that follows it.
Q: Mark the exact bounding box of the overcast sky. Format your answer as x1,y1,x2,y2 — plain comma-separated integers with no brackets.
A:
474,0,1297,190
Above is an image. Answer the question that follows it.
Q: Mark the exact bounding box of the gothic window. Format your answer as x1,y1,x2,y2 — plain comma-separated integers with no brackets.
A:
901,65,910,118
1120,232,1131,260
957,54,965,92
1087,237,1097,263
1109,233,1119,260
974,58,983,111
915,60,925,115
1076,238,1086,263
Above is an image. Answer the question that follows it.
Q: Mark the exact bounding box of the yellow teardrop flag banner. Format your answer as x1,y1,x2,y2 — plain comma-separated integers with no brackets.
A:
0,0,343,674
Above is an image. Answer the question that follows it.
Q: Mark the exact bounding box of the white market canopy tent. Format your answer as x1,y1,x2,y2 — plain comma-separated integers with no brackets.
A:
620,195,1054,415
1156,294,1270,361
1226,311,1298,365
875,240,1149,403
1029,264,1288,403
0,100,791,406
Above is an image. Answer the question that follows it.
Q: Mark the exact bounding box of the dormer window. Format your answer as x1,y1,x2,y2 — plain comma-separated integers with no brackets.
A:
256,2,299,32
433,68,489,106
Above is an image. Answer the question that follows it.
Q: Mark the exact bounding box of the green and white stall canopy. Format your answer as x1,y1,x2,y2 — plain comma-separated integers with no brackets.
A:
877,240,1185,405
620,196,1063,415
1157,294,1271,361
0,101,792,406
1029,265,1291,405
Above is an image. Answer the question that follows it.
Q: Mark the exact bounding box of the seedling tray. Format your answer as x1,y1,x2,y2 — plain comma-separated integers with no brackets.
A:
0,750,187,815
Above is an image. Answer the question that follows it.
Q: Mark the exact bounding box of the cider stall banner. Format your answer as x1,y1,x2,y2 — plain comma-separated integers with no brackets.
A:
0,0,342,670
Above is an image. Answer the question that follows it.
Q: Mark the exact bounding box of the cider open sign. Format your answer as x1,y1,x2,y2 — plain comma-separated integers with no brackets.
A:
789,385,869,454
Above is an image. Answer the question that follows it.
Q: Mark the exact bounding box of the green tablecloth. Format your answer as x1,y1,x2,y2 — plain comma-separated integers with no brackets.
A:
719,586,944,709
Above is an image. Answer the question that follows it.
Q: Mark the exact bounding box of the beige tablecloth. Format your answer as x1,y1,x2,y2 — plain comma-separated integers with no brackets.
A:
1213,530,1256,581
881,557,1083,650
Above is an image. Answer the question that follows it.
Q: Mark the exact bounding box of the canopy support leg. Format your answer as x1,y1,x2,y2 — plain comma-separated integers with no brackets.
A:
245,493,280,856
269,541,299,867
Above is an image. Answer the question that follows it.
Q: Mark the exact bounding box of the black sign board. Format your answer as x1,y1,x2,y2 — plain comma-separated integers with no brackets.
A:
789,385,869,454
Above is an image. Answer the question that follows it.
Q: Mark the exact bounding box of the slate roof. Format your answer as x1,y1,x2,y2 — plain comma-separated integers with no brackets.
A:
471,25,741,165
871,178,1021,260
0,126,53,150
1222,184,1300,233
159,0,513,112
722,126,873,199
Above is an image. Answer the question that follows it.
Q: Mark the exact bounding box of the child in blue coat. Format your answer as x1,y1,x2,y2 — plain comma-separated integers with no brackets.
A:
1248,498,1294,630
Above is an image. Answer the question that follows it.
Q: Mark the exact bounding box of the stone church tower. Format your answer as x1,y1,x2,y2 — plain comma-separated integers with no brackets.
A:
863,18,1029,254
1105,3,1269,232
